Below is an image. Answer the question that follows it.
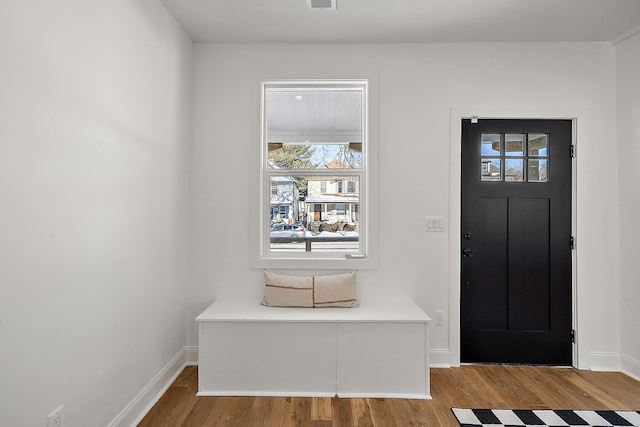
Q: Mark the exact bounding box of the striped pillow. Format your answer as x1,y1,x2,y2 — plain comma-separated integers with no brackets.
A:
314,271,358,307
262,270,314,307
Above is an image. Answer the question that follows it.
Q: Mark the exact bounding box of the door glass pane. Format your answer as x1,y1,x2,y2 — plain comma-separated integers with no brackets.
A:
481,134,501,155
505,159,524,181
505,134,524,156
481,159,501,181
479,132,551,183
528,159,548,182
528,133,548,156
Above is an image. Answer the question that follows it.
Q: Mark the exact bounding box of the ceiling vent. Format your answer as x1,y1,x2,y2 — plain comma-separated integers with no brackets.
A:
307,0,336,11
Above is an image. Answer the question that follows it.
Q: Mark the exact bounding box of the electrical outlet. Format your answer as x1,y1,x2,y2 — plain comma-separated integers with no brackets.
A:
435,310,445,326
47,405,63,427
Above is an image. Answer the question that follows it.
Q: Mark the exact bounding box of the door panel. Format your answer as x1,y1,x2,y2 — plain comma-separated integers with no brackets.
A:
461,119,572,365
478,197,508,330
509,197,550,331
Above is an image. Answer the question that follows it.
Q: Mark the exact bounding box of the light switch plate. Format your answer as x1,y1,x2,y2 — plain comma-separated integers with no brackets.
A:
425,216,445,232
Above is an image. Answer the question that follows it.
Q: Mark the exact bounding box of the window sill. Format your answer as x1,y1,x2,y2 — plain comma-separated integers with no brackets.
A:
250,254,378,271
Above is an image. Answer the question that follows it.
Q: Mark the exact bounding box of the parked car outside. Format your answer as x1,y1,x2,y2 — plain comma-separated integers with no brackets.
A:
270,223,306,238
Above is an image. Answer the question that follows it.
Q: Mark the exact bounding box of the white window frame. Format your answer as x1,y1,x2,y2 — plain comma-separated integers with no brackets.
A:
251,77,378,270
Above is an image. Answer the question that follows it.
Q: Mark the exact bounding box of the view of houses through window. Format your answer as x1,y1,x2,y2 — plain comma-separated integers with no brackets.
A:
263,82,366,255
481,133,550,182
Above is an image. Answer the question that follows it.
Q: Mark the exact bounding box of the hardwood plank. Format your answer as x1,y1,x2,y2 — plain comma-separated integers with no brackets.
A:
264,396,295,427
311,397,331,421
331,397,353,427
137,365,640,426
367,398,400,427
350,398,375,426
475,365,546,409
137,387,190,427
244,396,273,427
185,397,218,426
289,397,312,426
574,370,640,408
201,396,253,426
389,398,430,427
508,366,583,409
172,365,197,388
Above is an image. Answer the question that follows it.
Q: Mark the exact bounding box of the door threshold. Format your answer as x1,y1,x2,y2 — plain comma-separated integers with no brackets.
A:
460,362,573,368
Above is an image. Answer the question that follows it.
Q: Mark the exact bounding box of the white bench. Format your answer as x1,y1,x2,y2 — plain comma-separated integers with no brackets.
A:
196,298,431,399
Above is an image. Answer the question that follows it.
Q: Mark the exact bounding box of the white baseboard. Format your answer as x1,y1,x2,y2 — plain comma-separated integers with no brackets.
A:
338,392,431,400
588,351,621,372
430,348,451,368
185,345,199,365
108,347,188,427
621,353,640,381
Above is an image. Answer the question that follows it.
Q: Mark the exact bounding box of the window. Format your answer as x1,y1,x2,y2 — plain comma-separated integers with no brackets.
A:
271,205,289,220
259,80,371,264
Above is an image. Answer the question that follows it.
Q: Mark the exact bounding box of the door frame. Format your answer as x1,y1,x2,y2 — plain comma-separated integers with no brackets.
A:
449,106,581,368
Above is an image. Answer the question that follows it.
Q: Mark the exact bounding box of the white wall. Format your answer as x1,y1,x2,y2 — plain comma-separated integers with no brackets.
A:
0,1,192,426
616,31,640,379
189,42,620,368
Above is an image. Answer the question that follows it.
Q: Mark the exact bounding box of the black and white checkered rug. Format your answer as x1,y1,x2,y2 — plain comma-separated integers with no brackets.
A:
452,408,640,426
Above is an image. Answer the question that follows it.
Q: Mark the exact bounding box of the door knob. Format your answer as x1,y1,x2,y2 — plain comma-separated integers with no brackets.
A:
463,248,474,258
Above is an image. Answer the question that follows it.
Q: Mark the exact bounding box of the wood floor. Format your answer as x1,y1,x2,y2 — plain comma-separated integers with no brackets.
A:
138,365,640,426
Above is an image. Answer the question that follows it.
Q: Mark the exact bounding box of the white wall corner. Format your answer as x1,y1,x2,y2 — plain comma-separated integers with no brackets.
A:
611,23,640,46
108,347,189,427
185,345,199,365
429,349,451,368
620,353,640,382
588,352,621,372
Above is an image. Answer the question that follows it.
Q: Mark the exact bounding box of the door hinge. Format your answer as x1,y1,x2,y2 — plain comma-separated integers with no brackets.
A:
570,236,576,250
570,144,576,158
570,329,576,343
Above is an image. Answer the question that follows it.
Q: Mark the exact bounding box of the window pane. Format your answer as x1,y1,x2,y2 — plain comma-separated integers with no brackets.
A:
482,134,501,155
505,134,524,156
528,159,548,182
528,133,548,156
481,159,501,181
505,159,524,181
266,89,363,170
270,176,299,222
267,143,362,169
269,175,359,253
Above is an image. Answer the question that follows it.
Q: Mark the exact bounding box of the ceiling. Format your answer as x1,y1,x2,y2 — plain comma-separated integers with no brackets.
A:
161,0,640,44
